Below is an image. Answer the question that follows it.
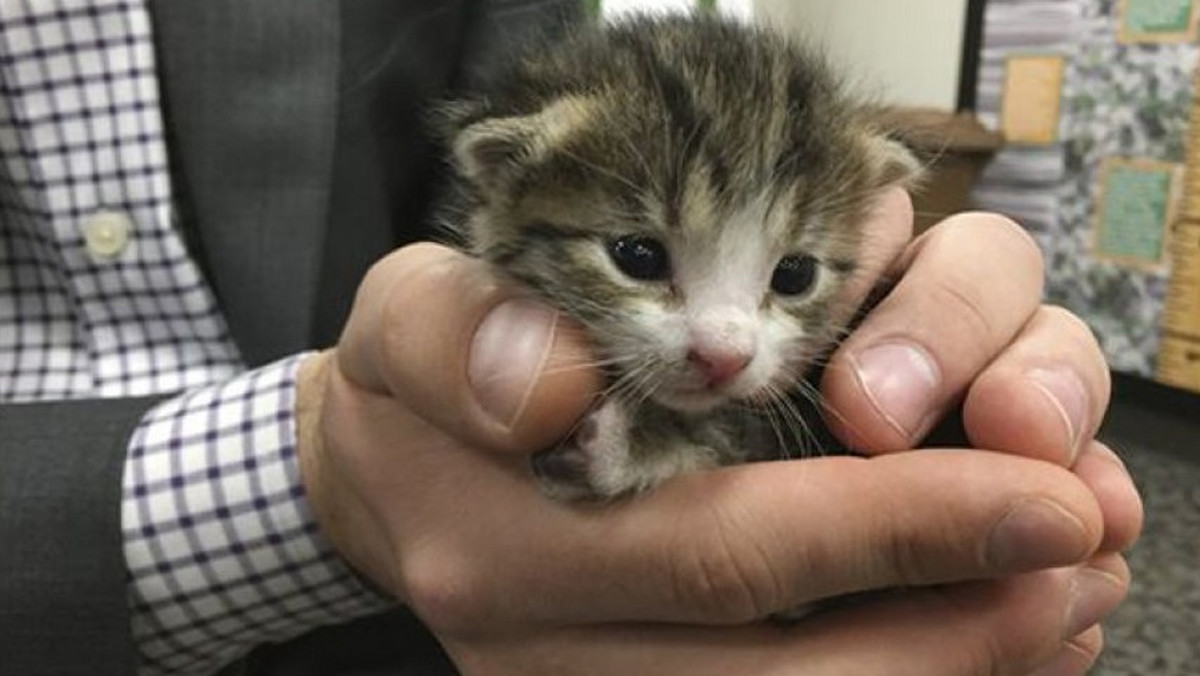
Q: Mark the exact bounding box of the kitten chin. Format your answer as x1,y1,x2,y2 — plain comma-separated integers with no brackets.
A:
651,387,733,414
439,13,922,501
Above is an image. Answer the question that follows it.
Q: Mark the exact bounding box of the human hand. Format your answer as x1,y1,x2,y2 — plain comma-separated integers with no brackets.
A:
295,227,1138,674
820,188,1144,671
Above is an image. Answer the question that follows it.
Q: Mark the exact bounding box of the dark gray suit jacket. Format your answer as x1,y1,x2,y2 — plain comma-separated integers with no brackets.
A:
0,1,579,674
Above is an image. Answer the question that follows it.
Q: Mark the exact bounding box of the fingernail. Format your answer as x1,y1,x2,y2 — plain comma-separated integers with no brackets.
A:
1028,367,1089,462
986,499,1093,571
852,341,940,440
1064,565,1125,639
469,298,558,428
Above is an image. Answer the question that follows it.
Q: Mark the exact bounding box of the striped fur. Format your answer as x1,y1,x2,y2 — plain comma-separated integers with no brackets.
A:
441,14,920,498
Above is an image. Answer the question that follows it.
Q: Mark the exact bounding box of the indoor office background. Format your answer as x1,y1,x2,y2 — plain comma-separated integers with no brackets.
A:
605,0,1198,673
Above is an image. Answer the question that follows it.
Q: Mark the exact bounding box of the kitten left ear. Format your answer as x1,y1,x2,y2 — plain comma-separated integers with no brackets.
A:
863,133,924,191
453,96,597,195
454,117,539,193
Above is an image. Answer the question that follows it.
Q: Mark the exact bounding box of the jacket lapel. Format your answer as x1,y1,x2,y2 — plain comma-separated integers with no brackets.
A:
150,0,340,366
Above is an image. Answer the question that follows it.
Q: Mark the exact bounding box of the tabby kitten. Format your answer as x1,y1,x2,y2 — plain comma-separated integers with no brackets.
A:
443,15,921,500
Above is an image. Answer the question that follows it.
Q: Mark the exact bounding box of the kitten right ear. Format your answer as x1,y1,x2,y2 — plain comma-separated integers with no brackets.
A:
452,96,597,195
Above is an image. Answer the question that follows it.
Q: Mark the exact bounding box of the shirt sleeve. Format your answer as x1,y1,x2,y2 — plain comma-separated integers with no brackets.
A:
121,354,394,676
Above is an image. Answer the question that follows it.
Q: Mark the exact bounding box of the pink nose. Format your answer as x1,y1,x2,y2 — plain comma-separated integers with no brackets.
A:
687,348,752,388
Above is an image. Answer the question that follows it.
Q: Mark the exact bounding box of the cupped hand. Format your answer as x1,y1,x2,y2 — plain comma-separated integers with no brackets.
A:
819,188,1144,671
295,224,1140,674
822,188,1142,553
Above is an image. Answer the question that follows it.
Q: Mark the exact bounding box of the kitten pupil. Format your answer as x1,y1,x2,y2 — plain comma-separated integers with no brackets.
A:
608,236,671,281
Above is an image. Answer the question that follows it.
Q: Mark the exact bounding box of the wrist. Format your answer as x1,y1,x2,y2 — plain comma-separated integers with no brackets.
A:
295,350,334,532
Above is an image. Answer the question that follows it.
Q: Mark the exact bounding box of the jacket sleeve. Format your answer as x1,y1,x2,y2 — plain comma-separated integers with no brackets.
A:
0,396,164,674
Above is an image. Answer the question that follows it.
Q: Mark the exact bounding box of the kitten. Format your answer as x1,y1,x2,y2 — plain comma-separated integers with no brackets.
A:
442,14,921,500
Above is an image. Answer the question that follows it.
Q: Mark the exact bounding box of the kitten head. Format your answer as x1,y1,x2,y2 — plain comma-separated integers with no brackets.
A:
444,16,920,413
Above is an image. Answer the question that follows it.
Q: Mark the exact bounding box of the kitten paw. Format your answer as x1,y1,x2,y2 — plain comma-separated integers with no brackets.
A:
532,402,727,501
532,415,613,501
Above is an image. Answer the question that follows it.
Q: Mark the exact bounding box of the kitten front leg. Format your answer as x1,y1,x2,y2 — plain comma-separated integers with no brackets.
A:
533,400,725,500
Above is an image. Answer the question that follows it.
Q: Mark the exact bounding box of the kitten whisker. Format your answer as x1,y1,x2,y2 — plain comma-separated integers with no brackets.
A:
766,383,821,459
745,389,794,460
538,354,640,380
789,375,873,455
603,355,661,407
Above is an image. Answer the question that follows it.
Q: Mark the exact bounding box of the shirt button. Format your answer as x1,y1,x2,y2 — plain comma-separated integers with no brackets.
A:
82,211,133,260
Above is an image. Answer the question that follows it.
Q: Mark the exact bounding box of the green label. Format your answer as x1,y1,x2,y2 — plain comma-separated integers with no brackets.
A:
1097,163,1173,266
1124,0,1195,35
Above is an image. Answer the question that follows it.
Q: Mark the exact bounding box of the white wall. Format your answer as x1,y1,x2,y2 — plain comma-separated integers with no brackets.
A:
753,0,969,110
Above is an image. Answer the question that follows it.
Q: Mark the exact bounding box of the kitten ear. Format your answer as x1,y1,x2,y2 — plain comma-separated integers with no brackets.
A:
862,133,924,190
454,117,539,192
453,96,597,194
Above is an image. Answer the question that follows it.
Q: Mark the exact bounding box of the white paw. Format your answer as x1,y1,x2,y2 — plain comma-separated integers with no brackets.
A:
533,401,723,500
533,402,632,500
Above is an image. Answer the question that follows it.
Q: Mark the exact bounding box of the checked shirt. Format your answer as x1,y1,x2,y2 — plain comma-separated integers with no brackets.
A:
0,1,389,673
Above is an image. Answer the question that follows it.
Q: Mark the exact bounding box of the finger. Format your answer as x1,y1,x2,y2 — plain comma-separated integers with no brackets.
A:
406,449,1104,628
962,305,1111,466
337,242,602,453
602,452,1104,623
822,212,1045,452
1072,442,1144,553
778,554,1127,676
443,557,1126,676
1029,626,1104,676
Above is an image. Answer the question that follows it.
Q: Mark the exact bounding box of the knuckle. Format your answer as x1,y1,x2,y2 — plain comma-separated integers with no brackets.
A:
948,212,1044,267
957,637,1006,676
401,547,488,634
890,587,1017,676
1067,626,1105,667
925,275,999,361
932,212,1047,292
667,507,780,622
363,242,446,299
881,523,931,588
1037,305,1104,359
984,215,1044,280
924,596,1035,676
876,504,958,589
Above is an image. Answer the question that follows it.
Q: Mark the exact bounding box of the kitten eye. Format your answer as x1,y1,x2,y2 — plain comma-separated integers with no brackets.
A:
771,255,818,296
607,236,670,281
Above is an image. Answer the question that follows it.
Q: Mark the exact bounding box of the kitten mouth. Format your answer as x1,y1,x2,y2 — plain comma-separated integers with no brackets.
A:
653,383,742,413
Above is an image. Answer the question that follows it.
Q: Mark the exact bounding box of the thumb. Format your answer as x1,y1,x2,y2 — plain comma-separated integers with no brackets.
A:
337,242,600,454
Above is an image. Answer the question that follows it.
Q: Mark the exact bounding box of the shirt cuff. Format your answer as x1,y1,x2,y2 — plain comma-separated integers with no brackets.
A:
121,354,394,676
